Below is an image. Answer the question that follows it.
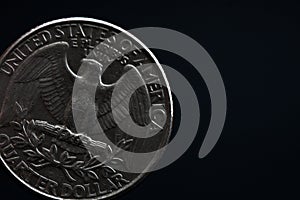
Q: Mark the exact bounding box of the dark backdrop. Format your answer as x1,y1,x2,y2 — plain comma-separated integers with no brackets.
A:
0,0,299,199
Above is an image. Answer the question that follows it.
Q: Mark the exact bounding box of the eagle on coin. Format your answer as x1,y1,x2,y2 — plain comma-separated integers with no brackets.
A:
0,41,151,150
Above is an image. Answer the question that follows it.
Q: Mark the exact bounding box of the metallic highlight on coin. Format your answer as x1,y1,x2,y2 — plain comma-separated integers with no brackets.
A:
0,17,173,199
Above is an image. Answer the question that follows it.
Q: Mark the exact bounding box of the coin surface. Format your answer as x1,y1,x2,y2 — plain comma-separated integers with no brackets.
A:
0,18,172,199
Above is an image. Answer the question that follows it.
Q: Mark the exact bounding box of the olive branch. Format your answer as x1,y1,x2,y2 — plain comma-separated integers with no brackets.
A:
10,120,102,182
9,102,131,187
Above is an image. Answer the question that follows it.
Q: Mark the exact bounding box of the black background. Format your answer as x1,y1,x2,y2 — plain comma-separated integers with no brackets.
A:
0,0,299,199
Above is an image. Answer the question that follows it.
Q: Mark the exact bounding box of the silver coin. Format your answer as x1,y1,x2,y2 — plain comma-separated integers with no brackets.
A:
0,17,172,199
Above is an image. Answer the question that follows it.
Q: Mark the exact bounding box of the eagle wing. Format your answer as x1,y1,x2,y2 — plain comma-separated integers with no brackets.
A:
96,65,151,132
0,42,72,125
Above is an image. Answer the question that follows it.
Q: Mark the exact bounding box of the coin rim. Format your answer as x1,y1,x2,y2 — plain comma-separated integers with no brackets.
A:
0,17,173,200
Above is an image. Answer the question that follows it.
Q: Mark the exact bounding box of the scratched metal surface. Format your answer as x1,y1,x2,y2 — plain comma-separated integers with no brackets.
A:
0,17,172,199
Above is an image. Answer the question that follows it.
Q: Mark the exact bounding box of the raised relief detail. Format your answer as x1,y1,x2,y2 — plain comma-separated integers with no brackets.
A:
0,41,152,195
